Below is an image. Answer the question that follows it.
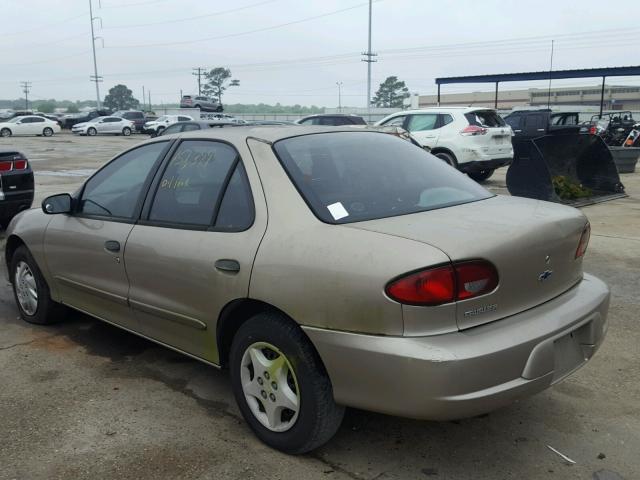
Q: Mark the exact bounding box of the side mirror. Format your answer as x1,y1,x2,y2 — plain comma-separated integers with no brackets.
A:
42,193,72,214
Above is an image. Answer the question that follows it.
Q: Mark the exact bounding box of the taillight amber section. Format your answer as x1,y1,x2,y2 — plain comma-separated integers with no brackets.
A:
575,223,591,259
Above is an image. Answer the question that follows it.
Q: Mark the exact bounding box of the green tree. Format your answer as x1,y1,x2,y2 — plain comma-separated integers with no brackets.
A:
371,76,410,108
66,104,79,113
35,101,56,113
103,84,139,111
202,67,239,104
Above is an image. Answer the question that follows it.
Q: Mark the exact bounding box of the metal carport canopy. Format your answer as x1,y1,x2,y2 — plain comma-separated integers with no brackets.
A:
434,66,640,114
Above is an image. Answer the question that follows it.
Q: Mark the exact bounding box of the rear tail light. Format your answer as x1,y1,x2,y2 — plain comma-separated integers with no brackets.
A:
589,125,597,135
0,161,12,171
460,125,487,136
13,159,27,169
575,223,591,259
385,260,499,306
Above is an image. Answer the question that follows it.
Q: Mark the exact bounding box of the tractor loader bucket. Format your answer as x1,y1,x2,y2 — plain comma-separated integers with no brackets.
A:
506,133,626,207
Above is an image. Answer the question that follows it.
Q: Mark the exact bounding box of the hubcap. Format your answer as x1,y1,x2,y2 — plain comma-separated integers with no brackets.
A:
15,261,38,316
240,342,300,432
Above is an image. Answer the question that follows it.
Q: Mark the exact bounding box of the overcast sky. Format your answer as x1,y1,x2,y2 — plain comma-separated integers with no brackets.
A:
3,0,640,107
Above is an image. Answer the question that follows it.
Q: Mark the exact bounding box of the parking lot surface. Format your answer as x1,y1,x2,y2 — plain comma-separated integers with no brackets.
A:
1,133,638,479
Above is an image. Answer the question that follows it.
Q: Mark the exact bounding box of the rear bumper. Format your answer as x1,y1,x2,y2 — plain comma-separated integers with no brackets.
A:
0,190,34,218
303,273,609,420
459,157,512,173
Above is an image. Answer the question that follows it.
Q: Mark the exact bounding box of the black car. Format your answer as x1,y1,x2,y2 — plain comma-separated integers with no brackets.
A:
0,150,34,228
62,109,111,129
295,114,367,126
503,109,586,138
113,110,146,132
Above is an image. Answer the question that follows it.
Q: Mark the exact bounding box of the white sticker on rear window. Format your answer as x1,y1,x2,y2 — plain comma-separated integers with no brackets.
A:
327,202,348,220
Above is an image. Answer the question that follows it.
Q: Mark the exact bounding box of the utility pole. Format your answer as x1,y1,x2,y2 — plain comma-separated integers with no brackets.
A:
142,86,146,111
88,0,103,109
336,82,343,112
192,67,205,95
148,90,151,111
20,81,32,111
361,0,377,119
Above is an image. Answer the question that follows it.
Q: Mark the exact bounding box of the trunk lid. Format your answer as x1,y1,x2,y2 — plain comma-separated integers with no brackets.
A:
346,195,587,329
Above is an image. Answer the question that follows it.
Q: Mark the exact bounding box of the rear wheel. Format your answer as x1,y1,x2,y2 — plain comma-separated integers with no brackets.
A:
11,246,67,325
468,169,495,182
194,104,201,109
1,128,12,137
87,127,97,136
122,127,131,136
42,127,54,137
229,312,344,454
433,151,458,168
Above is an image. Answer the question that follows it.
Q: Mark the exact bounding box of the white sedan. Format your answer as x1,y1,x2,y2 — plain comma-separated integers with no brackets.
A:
143,114,193,135
0,116,61,137
71,116,135,136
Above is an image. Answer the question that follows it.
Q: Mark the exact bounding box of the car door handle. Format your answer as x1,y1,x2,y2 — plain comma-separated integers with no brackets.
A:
104,240,121,253
215,259,240,273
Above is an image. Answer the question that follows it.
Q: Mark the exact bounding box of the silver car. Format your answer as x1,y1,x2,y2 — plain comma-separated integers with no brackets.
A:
71,116,134,136
5,127,609,454
180,94,223,112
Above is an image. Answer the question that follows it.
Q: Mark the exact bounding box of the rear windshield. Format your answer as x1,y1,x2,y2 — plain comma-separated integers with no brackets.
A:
465,110,506,128
273,132,492,224
182,96,192,99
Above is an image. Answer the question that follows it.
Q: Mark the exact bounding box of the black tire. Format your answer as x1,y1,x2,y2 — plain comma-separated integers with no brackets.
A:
10,245,67,325
156,126,165,135
1,128,12,137
433,151,458,168
229,312,344,454
122,127,131,136
42,127,54,137
194,104,201,109
467,169,495,182
216,106,224,112
87,127,97,136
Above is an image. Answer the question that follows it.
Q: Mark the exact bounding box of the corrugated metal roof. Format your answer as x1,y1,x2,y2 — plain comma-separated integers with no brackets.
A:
436,66,640,85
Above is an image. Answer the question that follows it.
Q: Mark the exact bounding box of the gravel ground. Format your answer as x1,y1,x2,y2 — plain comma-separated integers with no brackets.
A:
0,132,638,480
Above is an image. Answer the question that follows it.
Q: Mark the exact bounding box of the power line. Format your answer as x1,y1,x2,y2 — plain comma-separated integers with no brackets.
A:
103,0,276,29
104,1,384,48
3,12,88,36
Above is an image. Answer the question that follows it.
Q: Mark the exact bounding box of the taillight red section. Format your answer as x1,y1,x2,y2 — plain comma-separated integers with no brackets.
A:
589,125,597,135
0,161,12,171
13,159,27,169
386,260,499,306
575,223,591,259
460,125,487,136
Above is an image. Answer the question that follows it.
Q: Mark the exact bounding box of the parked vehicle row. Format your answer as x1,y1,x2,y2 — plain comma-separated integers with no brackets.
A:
5,125,608,454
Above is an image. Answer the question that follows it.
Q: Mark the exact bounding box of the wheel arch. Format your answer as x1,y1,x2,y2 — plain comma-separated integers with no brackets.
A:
5,235,26,281
216,298,317,369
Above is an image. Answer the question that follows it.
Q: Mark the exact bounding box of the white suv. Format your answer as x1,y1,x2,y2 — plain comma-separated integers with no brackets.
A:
375,107,513,182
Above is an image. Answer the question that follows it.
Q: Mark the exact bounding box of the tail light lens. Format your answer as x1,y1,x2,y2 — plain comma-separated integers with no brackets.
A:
575,223,591,259
385,260,498,306
13,159,27,169
589,125,597,135
460,125,487,136
0,161,12,171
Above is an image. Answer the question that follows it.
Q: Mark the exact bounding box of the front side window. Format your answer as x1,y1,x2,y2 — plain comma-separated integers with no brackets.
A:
182,123,201,132
148,140,238,227
407,114,438,132
161,124,183,135
273,132,492,224
31,117,45,123
79,142,168,219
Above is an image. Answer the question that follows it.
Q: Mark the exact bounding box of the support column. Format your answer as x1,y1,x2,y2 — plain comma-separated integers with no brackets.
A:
437,84,441,106
494,82,499,109
599,76,606,116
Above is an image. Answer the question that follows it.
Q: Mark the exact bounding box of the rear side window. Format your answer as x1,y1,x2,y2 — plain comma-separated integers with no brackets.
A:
273,132,492,224
182,123,201,132
148,140,238,227
215,163,254,231
407,114,438,132
178,116,191,121
465,111,505,127
31,117,45,123
440,114,454,126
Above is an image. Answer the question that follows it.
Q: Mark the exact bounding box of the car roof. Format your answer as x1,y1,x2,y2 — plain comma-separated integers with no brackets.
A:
392,107,497,115
301,113,363,118
154,125,388,144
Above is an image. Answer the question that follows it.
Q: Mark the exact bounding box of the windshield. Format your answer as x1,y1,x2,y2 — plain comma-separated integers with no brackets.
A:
273,132,493,224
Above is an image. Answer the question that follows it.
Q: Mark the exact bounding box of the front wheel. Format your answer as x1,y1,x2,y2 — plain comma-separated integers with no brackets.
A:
42,127,54,137
229,313,344,454
11,246,67,325
122,127,131,136
467,169,495,182
87,127,97,136
0,128,12,137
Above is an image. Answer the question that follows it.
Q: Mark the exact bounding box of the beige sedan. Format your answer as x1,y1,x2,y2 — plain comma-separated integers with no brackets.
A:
5,127,609,453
